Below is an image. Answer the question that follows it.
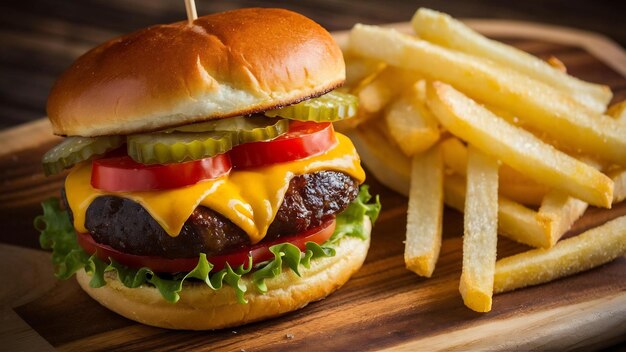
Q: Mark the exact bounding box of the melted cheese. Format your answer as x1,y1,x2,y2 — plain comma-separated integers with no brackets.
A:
65,133,365,244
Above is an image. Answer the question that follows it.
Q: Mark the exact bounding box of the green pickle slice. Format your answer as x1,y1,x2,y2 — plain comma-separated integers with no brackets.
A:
166,115,289,144
42,136,124,175
264,91,358,122
127,131,235,164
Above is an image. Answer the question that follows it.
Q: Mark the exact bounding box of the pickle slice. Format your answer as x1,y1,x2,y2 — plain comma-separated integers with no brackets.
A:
127,131,235,164
166,116,289,144
42,136,124,175
264,91,358,122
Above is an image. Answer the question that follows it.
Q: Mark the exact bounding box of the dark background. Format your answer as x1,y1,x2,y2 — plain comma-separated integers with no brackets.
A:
1,0,625,130
0,2,625,350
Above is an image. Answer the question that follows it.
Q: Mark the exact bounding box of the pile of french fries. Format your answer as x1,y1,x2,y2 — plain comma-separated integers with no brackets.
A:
340,8,626,312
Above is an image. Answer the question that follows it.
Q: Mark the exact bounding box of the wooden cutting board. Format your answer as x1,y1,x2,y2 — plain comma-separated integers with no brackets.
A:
1,20,625,351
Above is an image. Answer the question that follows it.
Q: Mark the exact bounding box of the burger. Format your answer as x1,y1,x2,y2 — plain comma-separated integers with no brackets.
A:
35,8,379,330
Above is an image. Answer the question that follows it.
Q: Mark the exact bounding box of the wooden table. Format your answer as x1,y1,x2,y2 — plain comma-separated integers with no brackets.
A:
1,1,626,351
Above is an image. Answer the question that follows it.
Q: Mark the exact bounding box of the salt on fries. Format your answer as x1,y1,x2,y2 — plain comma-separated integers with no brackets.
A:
459,147,499,312
444,175,552,249
441,137,548,206
609,169,626,203
537,191,588,247
349,23,626,165
344,8,626,312
410,8,612,113
405,144,443,277
427,82,613,208
494,216,626,293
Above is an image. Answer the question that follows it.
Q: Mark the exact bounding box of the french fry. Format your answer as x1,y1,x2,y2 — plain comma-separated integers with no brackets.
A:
441,137,548,206
498,198,549,248
494,215,626,293
537,191,588,247
410,8,611,113
343,52,386,89
353,66,421,121
345,12,626,314
349,119,411,195
459,147,499,312
427,81,613,208
348,24,626,165
546,56,567,73
441,137,467,175
484,104,522,127
385,81,440,156
405,145,444,277
607,100,626,124
444,175,551,249
609,169,626,203
498,180,548,208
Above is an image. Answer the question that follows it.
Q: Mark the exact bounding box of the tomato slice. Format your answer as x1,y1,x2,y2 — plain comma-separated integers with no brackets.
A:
91,153,231,192
229,121,337,169
76,218,336,273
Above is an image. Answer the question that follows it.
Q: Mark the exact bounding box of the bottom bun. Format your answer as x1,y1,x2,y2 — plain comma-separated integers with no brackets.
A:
76,217,371,330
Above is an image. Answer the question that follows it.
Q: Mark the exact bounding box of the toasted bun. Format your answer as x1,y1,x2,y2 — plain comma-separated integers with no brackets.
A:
48,8,345,137
76,219,370,330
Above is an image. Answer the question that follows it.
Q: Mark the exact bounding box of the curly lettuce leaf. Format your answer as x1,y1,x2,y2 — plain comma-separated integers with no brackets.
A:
35,198,90,279
332,185,381,242
36,186,380,304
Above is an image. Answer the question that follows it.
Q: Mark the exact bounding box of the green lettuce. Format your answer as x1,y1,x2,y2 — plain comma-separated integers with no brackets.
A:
332,184,381,242
36,186,380,303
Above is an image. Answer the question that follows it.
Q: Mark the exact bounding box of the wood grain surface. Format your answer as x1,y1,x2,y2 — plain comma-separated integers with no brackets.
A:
1,21,626,351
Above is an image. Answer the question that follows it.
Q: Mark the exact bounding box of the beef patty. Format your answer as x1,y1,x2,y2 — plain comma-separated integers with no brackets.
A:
69,171,359,258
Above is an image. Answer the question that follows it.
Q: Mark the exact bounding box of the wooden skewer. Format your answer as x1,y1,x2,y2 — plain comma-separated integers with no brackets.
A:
184,0,198,24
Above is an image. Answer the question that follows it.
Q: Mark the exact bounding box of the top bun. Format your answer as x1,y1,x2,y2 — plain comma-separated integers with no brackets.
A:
47,8,345,136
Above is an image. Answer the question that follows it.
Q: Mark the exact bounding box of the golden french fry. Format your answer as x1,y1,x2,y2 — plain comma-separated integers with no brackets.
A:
405,145,444,277
385,81,440,156
442,174,466,211
546,56,567,73
441,137,548,206
537,191,588,247
343,52,386,89
459,146,499,312
609,168,626,203
444,175,551,249
440,137,467,175
484,104,522,127
607,100,626,124
427,81,613,208
494,215,626,293
348,24,626,165
498,181,548,207
348,119,411,195
354,66,420,116
410,8,611,113
498,198,550,248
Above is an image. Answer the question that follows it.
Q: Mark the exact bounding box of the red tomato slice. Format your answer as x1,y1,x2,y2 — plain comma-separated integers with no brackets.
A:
91,154,231,192
229,121,337,169
76,218,336,273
